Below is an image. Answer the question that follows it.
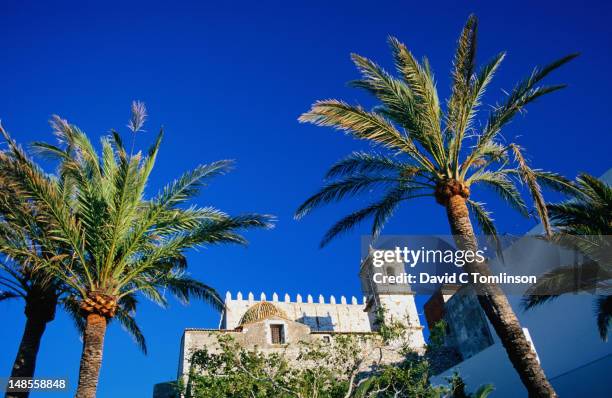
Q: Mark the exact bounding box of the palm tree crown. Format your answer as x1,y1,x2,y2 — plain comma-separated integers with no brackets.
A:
296,15,577,248
1,103,274,397
0,130,151,350
1,104,273,346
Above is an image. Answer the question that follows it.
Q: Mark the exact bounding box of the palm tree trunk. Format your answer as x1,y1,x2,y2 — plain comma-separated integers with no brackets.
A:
6,317,47,398
75,313,107,398
6,293,57,398
445,194,557,398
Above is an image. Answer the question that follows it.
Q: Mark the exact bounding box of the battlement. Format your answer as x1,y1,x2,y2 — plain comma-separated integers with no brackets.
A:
224,291,367,306
222,291,371,332
173,255,427,392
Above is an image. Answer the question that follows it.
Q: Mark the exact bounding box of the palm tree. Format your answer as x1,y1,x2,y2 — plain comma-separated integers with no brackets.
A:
523,173,612,340
296,15,576,397
0,137,146,398
0,103,273,398
0,160,62,396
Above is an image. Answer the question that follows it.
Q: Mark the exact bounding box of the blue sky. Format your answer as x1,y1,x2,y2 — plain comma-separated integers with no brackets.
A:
1,1,611,397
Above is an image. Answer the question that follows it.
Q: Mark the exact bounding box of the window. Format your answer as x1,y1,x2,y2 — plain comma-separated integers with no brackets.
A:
322,335,331,343
270,324,285,344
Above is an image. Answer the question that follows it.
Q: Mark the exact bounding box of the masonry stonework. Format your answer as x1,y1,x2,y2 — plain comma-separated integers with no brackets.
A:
154,255,426,398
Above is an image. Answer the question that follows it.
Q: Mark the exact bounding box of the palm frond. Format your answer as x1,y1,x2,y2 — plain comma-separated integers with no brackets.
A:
163,275,223,311
318,207,379,248
320,187,427,247
545,175,611,236
299,100,406,149
138,129,163,186
154,160,234,209
133,282,169,308
29,141,72,163
0,290,20,301
0,124,90,292
523,174,610,341
324,152,409,179
295,175,398,219
469,52,505,112
447,15,479,171
451,14,478,95
523,261,610,306
186,214,274,246
469,171,528,216
472,384,495,398
461,140,508,177
388,37,444,165
510,144,551,236
50,115,103,183
148,207,229,235
456,53,506,175
388,37,441,133
369,187,407,240
61,295,86,335
533,170,578,195
477,54,578,147
575,173,612,205
113,302,147,354
466,199,502,258
349,54,420,133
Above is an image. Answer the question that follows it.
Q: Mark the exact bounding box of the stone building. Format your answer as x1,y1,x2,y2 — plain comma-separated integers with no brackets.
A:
153,256,425,397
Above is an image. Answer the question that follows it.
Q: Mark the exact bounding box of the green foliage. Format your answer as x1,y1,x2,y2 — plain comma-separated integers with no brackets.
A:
353,352,445,398
0,146,65,301
0,126,122,340
447,373,494,398
373,306,407,344
0,103,274,350
523,173,612,340
296,14,577,245
427,320,448,352
184,333,490,398
184,334,355,398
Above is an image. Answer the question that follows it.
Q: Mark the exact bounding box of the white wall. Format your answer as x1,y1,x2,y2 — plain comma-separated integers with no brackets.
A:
432,293,612,397
432,168,612,396
222,292,372,332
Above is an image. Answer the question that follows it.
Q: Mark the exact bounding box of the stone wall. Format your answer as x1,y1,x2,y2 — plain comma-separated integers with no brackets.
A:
442,288,494,361
375,294,426,350
179,327,407,379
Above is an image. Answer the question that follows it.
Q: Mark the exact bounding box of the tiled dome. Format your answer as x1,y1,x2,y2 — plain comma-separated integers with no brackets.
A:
239,301,288,326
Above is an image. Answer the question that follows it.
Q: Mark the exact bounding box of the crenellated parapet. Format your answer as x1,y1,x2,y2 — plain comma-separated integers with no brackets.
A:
174,254,427,392
224,291,367,306
222,291,370,332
